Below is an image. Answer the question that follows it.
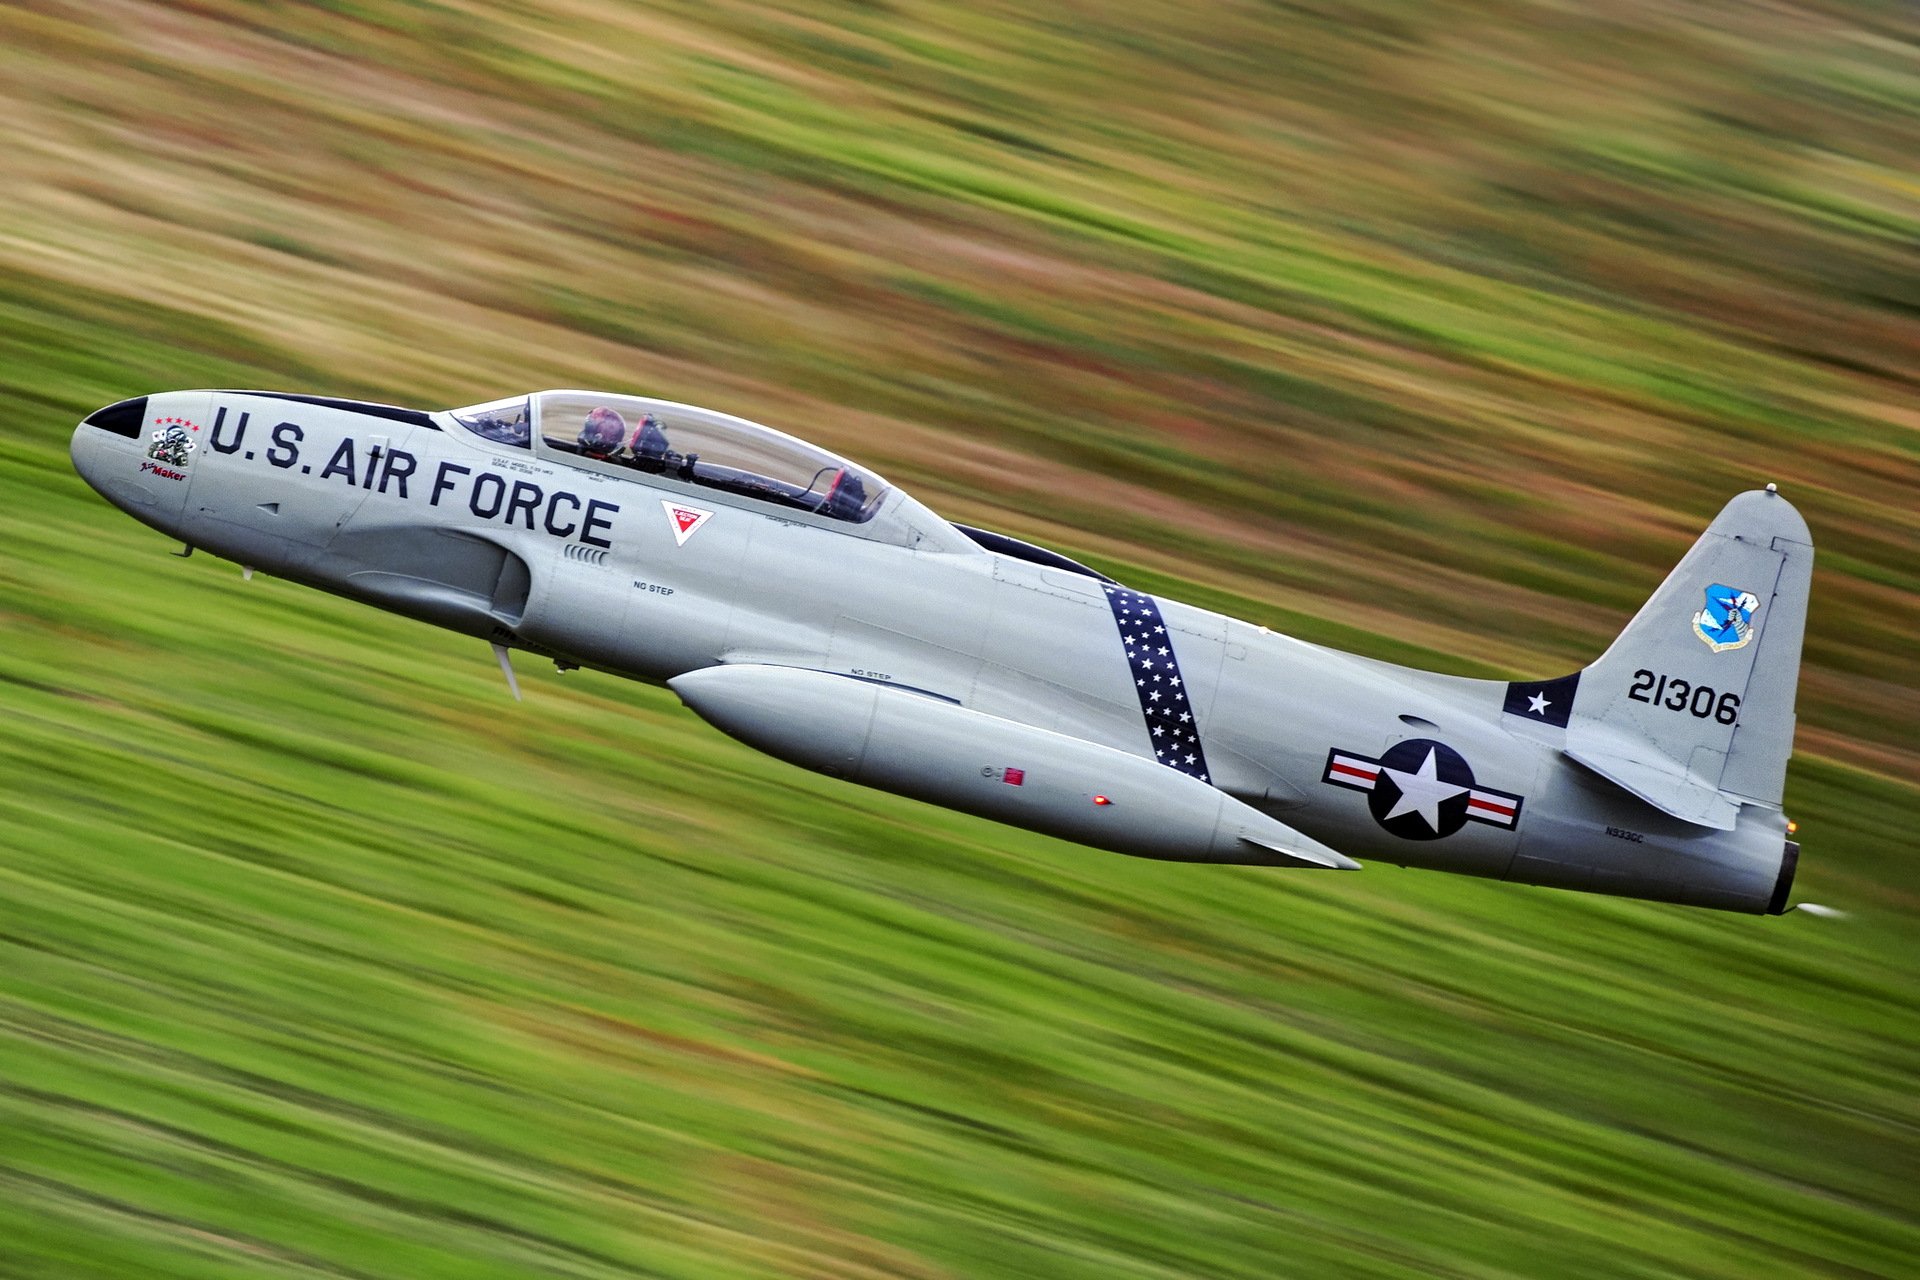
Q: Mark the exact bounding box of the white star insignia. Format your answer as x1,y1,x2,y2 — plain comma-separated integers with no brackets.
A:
1527,692,1551,715
1380,747,1468,832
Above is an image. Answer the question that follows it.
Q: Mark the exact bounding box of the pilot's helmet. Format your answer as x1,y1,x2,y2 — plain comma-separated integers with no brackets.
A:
630,412,669,459
579,406,627,454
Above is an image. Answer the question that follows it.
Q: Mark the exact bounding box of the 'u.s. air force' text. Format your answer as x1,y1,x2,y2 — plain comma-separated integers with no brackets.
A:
209,410,617,547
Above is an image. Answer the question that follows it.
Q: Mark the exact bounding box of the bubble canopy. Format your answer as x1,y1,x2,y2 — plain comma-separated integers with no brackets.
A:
451,391,889,524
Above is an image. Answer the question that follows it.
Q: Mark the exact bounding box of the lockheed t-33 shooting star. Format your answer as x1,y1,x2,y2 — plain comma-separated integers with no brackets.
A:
73,388,1813,914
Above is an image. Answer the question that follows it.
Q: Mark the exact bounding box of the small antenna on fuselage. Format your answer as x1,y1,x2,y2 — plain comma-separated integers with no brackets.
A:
491,642,522,701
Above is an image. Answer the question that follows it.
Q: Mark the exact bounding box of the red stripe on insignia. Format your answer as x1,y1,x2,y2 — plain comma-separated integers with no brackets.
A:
1469,796,1515,816
1330,762,1377,781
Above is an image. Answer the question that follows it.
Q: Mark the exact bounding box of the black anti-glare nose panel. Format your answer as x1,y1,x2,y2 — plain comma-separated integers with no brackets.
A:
83,396,148,438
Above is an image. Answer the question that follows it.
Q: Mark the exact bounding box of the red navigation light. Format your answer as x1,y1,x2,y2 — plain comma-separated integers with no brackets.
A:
1093,795,1112,806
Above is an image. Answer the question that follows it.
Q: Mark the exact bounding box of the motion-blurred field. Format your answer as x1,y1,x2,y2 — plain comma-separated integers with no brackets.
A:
1,2,1916,1277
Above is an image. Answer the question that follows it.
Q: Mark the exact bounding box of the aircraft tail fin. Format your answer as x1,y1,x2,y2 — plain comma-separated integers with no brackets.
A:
1504,488,1813,828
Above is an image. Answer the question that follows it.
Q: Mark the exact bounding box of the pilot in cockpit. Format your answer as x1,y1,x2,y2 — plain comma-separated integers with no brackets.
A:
816,467,867,520
578,406,627,458
628,412,670,465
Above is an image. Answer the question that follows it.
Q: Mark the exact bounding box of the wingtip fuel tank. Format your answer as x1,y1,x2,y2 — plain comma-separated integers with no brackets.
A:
670,664,1359,870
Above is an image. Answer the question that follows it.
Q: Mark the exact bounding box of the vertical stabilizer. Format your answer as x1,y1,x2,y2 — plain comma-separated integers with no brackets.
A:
1512,489,1813,827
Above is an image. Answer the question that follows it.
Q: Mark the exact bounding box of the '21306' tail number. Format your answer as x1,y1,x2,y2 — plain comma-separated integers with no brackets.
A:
1628,669,1740,724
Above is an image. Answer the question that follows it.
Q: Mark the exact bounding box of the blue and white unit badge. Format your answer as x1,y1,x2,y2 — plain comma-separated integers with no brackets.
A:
1692,584,1760,653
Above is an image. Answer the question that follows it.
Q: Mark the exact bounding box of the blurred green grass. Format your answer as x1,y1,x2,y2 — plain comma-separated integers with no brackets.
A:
0,2,1916,1277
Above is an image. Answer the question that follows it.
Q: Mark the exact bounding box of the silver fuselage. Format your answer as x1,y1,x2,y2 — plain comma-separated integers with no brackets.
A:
72,390,1799,913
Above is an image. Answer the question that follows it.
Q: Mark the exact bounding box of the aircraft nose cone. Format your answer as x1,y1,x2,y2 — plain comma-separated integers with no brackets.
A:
71,396,147,499
71,395,194,537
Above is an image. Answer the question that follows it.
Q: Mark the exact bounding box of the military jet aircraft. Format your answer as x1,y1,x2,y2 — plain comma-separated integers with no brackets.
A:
72,389,1813,914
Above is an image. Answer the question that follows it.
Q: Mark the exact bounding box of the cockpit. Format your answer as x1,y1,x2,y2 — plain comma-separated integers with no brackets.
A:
450,390,889,524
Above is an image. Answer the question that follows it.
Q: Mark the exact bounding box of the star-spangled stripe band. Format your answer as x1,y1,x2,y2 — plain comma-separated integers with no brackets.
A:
1101,584,1211,783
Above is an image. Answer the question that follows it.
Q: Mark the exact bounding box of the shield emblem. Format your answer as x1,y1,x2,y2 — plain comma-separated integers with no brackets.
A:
1691,584,1760,653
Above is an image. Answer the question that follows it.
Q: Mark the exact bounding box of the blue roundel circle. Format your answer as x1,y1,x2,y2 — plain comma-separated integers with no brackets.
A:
1367,738,1477,841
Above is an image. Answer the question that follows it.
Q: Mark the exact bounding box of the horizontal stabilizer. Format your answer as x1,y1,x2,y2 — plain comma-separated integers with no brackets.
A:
1563,739,1739,830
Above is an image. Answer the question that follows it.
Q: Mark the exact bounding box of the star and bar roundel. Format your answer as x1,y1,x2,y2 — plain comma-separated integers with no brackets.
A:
1323,739,1523,841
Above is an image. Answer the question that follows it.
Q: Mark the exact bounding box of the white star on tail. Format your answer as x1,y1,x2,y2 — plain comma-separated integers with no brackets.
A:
1527,692,1550,715
1381,747,1468,832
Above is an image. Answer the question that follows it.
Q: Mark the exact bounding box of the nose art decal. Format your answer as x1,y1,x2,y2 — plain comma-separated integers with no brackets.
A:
141,415,201,480
1102,585,1210,783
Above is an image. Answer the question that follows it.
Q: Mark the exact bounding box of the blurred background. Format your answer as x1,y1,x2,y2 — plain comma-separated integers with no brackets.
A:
1,1,1916,1276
